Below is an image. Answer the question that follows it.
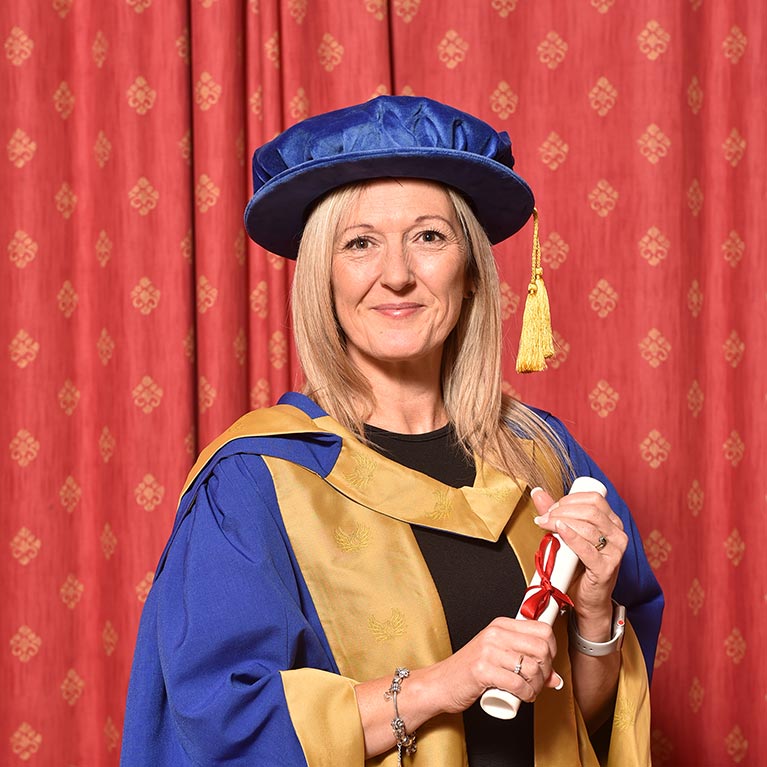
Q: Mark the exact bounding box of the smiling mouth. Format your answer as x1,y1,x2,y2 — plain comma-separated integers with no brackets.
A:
372,303,422,317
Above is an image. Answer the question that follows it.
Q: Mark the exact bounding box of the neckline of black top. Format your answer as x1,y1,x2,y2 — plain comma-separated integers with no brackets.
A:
364,422,452,443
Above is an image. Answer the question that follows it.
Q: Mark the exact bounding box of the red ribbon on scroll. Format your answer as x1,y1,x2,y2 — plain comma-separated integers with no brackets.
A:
520,533,575,620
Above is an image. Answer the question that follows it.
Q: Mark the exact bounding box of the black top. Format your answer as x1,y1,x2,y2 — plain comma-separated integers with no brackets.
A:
365,424,534,767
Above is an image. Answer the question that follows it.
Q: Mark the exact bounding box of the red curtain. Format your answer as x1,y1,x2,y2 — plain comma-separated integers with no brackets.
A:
2,1,764,765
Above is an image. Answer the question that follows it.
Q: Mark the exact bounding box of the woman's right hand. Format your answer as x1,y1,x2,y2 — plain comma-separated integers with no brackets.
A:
423,615,562,715
355,617,561,758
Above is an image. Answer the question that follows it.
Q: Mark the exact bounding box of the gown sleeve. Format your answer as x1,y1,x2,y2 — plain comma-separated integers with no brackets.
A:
121,451,365,766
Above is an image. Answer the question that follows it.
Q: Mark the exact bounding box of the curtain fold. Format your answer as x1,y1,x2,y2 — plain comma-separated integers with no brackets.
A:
2,2,764,765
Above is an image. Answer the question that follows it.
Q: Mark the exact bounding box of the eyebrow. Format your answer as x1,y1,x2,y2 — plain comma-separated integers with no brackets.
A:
337,215,457,236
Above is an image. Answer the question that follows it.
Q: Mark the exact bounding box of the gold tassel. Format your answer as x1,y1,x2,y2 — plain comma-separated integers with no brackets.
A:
515,208,554,373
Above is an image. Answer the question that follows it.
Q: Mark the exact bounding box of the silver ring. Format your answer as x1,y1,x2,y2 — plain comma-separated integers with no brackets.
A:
513,655,524,675
595,535,608,551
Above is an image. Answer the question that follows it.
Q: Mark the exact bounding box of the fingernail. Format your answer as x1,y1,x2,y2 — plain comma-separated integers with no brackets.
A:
530,486,544,497
554,674,564,691
534,513,548,526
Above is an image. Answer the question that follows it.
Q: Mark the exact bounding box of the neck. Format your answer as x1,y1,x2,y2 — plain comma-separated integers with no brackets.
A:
352,355,448,434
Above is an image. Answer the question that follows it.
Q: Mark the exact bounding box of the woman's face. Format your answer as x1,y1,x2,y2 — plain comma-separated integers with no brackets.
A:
331,178,470,375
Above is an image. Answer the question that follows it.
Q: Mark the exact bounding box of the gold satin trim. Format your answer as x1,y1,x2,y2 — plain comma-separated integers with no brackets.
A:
605,622,652,767
268,456,468,766
179,403,326,498
280,668,365,765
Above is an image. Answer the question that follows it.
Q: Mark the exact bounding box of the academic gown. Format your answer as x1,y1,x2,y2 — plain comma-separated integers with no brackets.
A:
121,392,663,766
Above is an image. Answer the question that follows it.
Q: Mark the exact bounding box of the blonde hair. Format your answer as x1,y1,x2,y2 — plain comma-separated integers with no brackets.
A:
292,182,571,495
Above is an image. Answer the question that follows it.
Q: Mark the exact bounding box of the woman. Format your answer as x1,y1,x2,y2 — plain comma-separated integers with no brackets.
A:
121,96,663,766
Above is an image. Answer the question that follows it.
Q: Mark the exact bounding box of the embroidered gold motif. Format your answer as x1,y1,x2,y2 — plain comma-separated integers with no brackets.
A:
131,277,160,315
135,474,164,511
10,625,41,662
368,608,407,641
53,81,75,119
429,488,453,520
588,380,619,418
95,229,112,266
195,72,221,111
198,376,217,413
104,716,120,752
9,429,39,467
103,620,118,656
612,698,637,732
60,574,84,609
135,572,154,603
250,378,271,409
58,379,80,415
132,376,163,414
344,452,377,491
437,30,468,70
724,628,746,664
57,280,79,317
10,723,41,760
490,81,518,120
128,177,159,215
61,668,85,706
10,527,41,565
92,31,108,68
176,28,189,63
9,329,39,368
8,230,38,268
548,330,569,369
687,179,703,217
288,0,308,24
100,523,117,560
318,32,344,72
724,724,748,763
7,128,36,167
5,27,34,66
500,282,520,320
333,524,371,552
126,75,156,115
99,427,116,463
269,330,288,369
55,182,77,218
474,486,515,503
97,328,115,365
60,475,81,513
196,174,221,213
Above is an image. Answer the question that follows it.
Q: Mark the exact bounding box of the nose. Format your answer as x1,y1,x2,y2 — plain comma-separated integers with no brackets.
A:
379,242,415,292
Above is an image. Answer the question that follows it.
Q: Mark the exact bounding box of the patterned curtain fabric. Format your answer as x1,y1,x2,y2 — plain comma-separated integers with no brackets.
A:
2,1,764,765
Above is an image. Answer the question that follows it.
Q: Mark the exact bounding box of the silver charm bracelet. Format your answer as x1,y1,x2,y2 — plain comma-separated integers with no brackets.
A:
384,667,417,765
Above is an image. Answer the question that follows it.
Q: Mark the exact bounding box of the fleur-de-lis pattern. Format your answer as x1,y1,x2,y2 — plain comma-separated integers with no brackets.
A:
2,2,763,765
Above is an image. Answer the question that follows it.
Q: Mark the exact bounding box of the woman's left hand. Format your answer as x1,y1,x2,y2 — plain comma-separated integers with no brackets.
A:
531,487,628,626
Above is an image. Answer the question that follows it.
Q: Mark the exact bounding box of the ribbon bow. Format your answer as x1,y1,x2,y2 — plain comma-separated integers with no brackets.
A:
520,533,574,620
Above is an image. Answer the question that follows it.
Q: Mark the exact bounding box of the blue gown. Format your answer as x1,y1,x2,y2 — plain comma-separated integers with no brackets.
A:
121,392,663,766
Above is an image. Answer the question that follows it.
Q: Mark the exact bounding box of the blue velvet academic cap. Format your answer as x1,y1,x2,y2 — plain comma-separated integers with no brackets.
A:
244,95,535,259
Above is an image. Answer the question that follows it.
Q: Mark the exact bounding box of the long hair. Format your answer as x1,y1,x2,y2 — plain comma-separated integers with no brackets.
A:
292,182,571,495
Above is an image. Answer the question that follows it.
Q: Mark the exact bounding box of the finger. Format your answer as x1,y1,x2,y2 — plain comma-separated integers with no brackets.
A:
530,486,554,516
537,504,625,543
552,517,627,556
555,520,626,572
545,669,565,691
552,494,625,531
486,616,559,657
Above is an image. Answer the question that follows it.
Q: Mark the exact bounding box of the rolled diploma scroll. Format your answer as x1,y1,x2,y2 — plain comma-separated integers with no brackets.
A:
479,476,608,720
